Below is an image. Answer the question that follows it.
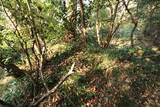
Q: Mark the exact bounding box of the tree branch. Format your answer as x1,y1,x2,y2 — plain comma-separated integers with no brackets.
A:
122,0,138,47
32,62,75,106
0,0,33,70
122,0,137,24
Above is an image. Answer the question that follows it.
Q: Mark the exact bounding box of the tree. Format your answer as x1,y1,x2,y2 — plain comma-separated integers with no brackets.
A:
78,0,87,45
92,0,104,46
138,0,160,45
102,0,126,48
122,0,138,47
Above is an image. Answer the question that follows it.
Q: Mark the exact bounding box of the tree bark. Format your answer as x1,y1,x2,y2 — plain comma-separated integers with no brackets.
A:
79,0,87,45
96,9,102,46
122,0,138,47
0,56,25,78
104,0,120,48
26,0,48,92
66,0,77,37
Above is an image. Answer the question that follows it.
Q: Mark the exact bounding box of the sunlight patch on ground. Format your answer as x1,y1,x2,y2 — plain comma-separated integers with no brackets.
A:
98,55,116,69
64,77,75,85
47,42,71,58
0,76,15,85
121,84,131,92
151,46,160,54
151,47,159,51
111,37,131,49
123,62,133,69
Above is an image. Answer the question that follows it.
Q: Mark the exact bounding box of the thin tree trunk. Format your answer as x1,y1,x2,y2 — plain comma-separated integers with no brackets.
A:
131,23,137,47
122,0,138,47
0,0,33,70
79,0,87,45
105,27,113,48
96,9,102,46
26,0,48,92
66,0,77,37
104,0,120,48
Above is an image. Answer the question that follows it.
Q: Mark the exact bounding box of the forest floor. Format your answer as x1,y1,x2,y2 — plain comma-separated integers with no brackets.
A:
38,36,160,106
0,35,160,106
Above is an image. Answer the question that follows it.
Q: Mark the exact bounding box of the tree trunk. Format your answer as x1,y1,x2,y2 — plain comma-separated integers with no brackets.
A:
0,56,25,78
79,0,87,45
104,27,112,48
131,23,137,47
103,0,120,48
122,0,138,47
96,9,102,46
65,0,77,37
26,0,48,92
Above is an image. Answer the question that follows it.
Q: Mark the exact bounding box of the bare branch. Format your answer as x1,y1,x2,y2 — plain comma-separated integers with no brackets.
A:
0,0,33,70
122,0,137,24
32,62,76,106
122,0,138,47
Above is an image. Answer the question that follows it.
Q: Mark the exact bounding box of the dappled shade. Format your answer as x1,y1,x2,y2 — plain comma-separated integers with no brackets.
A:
0,0,160,106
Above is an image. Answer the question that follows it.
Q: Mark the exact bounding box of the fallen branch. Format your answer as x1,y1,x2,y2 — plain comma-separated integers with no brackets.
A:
32,62,75,106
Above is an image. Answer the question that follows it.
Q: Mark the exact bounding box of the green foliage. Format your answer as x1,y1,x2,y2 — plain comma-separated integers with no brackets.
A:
0,67,8,79
138,0,160,40
0,0,160,106
58,74,97,106
0,76,30,105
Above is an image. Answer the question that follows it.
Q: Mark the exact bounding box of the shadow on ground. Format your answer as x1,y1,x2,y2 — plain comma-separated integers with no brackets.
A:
46,44,160,106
